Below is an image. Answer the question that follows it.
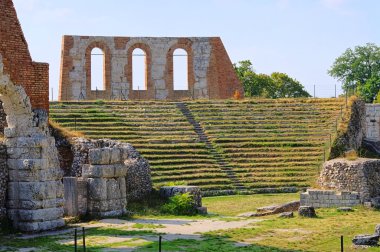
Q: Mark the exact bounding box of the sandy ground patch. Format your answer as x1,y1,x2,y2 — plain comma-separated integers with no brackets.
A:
13,217,262,251
82,217,261,237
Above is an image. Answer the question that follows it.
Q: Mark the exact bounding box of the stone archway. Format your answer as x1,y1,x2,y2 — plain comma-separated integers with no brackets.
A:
0,55,64,232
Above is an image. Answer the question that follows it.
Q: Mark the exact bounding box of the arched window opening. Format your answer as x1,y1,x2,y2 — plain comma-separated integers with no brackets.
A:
173,49,188,90
91,48,105,91
132,48,147,91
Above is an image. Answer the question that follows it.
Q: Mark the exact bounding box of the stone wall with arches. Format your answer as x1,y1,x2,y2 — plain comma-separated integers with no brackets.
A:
59,36,242,101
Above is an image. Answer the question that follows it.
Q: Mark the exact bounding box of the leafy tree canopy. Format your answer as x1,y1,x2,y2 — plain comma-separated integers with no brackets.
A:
234,60,311,98
328,43,380,103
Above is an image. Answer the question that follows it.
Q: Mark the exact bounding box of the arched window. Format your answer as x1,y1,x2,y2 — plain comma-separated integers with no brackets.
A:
173,48,188,90
132,48,147,91
91,48,105,90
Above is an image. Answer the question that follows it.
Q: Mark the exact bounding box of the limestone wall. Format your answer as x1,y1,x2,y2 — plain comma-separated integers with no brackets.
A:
365,104,380,141
330,99,366,159
0,144,7,219
318,158,380,202
59,36,242,101
60,138,152,218
300,189,360,208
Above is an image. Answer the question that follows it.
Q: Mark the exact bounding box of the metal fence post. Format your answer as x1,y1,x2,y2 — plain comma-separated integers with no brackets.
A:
82,227,86,251
341,235,344,252
159,236,162,252
74,228,77,252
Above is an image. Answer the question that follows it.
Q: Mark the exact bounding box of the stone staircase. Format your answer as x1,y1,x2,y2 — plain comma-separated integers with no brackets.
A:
176,102,247,190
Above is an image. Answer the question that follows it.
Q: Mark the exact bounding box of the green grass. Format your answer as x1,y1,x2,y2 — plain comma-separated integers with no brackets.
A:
50,98,346,192
2,194,379,251
206,207,380,252
203,193,299,216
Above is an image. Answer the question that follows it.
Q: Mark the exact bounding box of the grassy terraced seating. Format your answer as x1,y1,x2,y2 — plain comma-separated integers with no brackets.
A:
186,98,345,189
50,98,346,193
50,101,233,191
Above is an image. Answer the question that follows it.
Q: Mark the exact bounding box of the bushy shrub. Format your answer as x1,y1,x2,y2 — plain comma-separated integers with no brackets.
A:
161,193,197,216
165,181,187,186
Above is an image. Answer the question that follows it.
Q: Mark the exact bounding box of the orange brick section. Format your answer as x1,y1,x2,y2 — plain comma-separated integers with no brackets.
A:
0,0,50,112
59,36,74,101
208,38,243,99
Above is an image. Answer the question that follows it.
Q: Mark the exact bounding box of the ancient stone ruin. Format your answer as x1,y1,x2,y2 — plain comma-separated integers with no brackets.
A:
61,138,152,218
318,158,380,203
0,0,153,232
59,36,242,101
0,0,64,232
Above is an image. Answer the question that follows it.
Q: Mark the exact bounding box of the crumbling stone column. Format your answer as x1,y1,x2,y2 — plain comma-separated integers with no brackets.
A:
6,132,65,232
82,147,128,217
0,63,64,232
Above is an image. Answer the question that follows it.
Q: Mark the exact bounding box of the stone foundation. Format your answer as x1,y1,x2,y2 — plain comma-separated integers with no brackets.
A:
300,189,360,208
62,138,152,218
318,158,380,202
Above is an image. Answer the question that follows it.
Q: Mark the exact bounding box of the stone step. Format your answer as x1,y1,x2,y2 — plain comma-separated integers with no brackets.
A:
176,102,248,190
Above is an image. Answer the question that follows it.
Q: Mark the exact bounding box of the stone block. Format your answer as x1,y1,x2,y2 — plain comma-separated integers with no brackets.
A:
118,177,127,198
110,148,121,164
279,212,294,218
17,207,64,222
7,159,48,171
5,137,49,148
8,181,59,201
63,177,78,217
197,207,208,215
298,206,317,218
77,179,88,215
300,193,308,200
114,164,127,177
17,219,65,232
87,178,107,201
89,148,111,165
107,179,121,200
7,199,64,210
7,147,41,159
82,164,115,178
352,234,379,246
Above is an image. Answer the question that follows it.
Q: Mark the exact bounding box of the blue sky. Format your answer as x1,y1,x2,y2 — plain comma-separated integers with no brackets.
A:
12,0,380,100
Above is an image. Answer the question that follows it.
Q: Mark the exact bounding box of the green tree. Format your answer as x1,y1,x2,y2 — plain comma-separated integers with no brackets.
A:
328,43,380,103
234,60,310,98
270,72,311,98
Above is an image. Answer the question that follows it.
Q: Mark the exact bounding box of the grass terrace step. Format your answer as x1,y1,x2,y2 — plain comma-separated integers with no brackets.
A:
50,98,346,192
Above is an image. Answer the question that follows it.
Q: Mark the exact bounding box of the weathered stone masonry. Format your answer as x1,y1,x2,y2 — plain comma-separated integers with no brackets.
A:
365,104,380,141
59,36,242,101
0,0,64,231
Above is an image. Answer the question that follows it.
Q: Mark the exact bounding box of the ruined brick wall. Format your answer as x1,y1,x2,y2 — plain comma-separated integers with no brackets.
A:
0,0,49,112
59,36,242,101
